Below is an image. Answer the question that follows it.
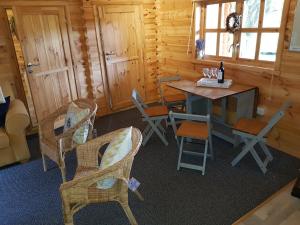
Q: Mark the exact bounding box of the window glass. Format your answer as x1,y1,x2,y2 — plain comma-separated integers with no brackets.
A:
259,33,279,61
206,4,219,29
263,0,284,28
219,32,234,57
205,32,217,55
242,0,260,28
239,32,257,59
221,2,236,28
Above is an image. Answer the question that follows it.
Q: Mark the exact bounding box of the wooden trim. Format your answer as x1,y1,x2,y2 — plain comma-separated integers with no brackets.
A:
232,179,297,225
191,59,280,75
90,0,144,5
216,2,222,57
0,7,27,105
275,0,292,71
32,67,69,77
64,5,82,99
254,0,265,60
94,5,112,110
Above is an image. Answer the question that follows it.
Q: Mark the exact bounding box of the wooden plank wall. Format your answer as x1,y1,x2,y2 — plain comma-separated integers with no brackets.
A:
0,7,24,101
82,0,159,115
0,0,91,102
157,0,300,158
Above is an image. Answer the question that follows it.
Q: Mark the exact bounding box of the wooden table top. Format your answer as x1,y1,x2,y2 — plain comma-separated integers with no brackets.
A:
167,80,257,100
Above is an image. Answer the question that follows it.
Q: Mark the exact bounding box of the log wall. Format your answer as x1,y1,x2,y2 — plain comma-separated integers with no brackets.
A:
156,0,300,158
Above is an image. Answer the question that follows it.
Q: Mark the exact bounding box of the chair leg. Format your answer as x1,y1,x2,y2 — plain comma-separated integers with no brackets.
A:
208,135,214,160
231,138,257,167
60,166,67,182
249,147,267,174
42,154,47,172
259,141,273,161
120,203,138,225
152,120,168,146
177,137,184,170
202,140,209,175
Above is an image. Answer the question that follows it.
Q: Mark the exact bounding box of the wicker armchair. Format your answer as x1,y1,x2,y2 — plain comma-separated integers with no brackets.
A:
60,127,143,225
39,99,97,182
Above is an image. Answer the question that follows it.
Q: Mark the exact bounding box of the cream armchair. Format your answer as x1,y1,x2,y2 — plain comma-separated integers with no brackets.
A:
0,99,30,167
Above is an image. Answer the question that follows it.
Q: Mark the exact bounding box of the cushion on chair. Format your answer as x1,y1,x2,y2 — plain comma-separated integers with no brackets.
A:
0,96,10,128
176,121,208,140
144,105,169,117
234,118,268,135
0,128,9,149
97,127,133,189
164,93,186,103
64,102,90,144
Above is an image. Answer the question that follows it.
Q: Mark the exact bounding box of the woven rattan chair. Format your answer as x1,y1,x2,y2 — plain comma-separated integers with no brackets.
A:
39,99,97,182
60,127,143,225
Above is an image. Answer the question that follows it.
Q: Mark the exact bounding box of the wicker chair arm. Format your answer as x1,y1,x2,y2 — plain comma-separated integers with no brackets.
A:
76,128,127,167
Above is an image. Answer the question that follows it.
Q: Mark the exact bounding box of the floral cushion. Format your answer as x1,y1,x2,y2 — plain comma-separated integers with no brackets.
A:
96,127,132,189
64,102,90,144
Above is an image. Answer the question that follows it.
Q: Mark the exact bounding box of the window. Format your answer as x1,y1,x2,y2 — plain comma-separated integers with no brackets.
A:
195,0,285,65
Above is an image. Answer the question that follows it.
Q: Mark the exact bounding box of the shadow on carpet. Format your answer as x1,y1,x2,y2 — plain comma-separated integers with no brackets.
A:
1,109,300,225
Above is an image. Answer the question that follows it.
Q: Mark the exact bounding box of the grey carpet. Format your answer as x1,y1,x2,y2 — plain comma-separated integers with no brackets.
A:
1,108,300,225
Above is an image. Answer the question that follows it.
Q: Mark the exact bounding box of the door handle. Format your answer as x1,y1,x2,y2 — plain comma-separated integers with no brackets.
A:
105,51,116,56
27,62,40,74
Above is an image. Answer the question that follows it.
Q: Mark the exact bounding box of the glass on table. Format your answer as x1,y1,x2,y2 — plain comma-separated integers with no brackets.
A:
203,68,210,78
210,68,218,79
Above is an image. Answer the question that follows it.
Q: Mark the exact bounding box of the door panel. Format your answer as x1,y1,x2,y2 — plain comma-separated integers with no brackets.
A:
98,5,145,110
14,7,77,122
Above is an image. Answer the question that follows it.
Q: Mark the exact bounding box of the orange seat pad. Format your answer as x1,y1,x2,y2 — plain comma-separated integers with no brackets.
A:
176,121,208,140
164,94,186,103
234,118,268,135
144,105,169,117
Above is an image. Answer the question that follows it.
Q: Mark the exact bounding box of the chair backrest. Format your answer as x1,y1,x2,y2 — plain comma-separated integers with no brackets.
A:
169,111,211,139
131,89,149,117
258,100,292,138
158,75,181,104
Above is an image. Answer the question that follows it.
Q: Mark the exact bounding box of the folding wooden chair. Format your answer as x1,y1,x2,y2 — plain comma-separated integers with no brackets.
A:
131,89,169,146
158,75,186,111
169,111,213,175
231,101,292,174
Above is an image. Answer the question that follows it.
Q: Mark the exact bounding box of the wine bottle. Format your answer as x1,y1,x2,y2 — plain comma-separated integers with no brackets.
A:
218,61,224,83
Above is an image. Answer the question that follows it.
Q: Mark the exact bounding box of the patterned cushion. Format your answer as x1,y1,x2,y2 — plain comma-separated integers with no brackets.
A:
63,102,90,144
96,127,132,189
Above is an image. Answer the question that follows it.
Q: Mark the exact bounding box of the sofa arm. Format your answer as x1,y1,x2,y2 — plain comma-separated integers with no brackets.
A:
5,99,30,134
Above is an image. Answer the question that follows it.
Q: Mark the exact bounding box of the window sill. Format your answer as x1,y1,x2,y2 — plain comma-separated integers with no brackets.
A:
191,59,280,76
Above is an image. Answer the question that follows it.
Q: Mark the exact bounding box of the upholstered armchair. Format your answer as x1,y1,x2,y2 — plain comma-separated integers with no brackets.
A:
0,99,30,167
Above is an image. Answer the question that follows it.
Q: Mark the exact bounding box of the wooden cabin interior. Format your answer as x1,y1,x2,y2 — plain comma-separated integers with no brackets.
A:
0,0,300,224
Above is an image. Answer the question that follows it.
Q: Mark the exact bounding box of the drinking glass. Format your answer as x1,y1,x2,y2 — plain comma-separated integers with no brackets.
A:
203,68,210,78
210,68,218,79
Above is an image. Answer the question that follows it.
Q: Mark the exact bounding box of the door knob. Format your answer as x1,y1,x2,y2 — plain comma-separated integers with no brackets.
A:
26,62,40,74
105,51,116,56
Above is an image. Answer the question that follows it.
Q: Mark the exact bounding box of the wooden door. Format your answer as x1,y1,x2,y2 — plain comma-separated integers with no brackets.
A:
97,5,145,110
14,6,77,122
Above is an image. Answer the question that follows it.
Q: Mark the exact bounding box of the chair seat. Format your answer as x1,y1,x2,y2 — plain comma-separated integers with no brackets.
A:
144,105,169,117
164,94,186,103
234,118,268,135
176,121,208,140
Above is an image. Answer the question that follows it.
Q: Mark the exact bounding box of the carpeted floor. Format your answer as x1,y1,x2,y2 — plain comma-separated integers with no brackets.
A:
1,108,300,225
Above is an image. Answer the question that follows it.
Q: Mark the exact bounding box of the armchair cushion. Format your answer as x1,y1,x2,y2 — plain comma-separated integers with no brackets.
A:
0,128,9,149
64,102,90,144
97,127,132,189
0,96,10,127
5,99,29,134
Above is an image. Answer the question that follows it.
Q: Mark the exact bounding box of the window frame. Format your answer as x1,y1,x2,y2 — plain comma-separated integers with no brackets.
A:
194,0,287,68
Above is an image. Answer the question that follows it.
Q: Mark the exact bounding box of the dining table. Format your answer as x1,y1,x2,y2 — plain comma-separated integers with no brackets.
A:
167,79,258,144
